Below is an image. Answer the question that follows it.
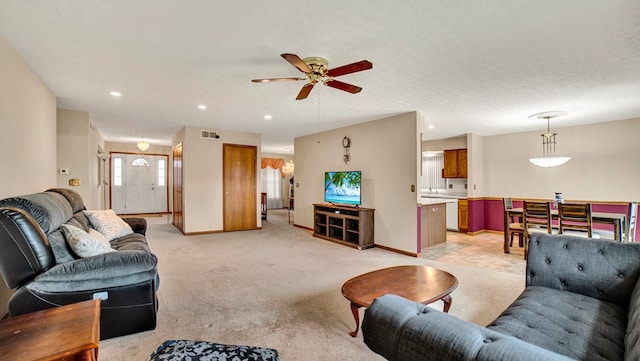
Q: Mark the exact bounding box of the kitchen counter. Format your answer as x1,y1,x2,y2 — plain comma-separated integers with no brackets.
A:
421,198,457,205
421,194,467,199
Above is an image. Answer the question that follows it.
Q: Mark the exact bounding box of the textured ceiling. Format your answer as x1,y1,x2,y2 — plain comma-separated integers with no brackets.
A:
1,1,639,154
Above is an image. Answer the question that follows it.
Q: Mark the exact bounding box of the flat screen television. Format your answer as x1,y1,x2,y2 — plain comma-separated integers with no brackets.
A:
324,171,361,206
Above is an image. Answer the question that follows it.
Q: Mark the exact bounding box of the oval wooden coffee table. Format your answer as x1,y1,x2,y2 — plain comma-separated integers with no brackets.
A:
341,265,458,337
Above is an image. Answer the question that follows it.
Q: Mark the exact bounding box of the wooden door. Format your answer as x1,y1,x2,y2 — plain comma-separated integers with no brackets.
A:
223,144,257,231
172,143,183,232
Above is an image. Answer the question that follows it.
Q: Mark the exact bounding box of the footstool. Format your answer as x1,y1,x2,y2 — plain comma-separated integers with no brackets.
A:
147,339,280,361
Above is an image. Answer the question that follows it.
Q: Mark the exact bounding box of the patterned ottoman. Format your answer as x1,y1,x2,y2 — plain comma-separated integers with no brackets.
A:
147,340,280,361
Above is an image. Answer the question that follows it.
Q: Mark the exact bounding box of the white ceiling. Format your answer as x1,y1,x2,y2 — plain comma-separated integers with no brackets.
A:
1,1,639,154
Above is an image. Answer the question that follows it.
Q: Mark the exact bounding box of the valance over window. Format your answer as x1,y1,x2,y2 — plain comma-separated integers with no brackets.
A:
261,158,285,177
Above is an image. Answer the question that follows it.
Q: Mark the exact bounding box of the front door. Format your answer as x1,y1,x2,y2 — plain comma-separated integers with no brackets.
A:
111,153,168,214
223,144,257,231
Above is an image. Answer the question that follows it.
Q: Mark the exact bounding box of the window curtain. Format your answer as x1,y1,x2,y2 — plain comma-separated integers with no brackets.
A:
260,158,284,209
422,153,446,190
261,158,285,177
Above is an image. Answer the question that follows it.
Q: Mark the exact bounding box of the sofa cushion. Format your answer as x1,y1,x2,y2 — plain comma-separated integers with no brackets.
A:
47,229,76,263
527,233,640,308
84,209,133,241
0,192,72,234
61,224,115,258
625,276,640,361
110,233,151,252
488,286,626,361
46,188,85,213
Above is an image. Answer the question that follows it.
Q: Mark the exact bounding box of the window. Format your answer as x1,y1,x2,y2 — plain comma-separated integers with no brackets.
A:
113,158,122,186
158,159,166,187
131,158,150,167
422,152,446,190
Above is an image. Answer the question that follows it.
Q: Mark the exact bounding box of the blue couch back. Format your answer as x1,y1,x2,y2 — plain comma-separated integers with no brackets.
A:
527,233,640,309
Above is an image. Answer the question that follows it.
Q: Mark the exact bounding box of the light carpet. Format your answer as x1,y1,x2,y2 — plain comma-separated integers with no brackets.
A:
100,210,525,361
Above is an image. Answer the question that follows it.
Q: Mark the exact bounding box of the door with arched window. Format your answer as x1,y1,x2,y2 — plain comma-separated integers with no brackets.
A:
111,153,169,214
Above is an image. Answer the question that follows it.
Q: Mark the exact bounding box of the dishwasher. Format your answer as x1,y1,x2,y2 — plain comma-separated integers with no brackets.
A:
445,199,459,231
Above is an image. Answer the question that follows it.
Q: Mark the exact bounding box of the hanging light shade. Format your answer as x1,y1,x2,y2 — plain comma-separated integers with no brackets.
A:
282,159,295,176
528,111,571,168
137,140,150,152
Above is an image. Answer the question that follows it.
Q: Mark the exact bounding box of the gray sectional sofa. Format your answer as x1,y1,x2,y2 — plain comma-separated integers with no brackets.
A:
362,233,640,361
0,188,158,339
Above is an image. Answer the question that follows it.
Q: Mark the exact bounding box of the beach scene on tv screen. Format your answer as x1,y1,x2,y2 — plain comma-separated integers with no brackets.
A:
324,171,361,205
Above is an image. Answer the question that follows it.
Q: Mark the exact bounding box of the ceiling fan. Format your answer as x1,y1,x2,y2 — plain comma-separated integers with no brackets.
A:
251,53,373,100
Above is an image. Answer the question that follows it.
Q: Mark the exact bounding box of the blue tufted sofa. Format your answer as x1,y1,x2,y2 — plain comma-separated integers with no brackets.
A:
362,233,640,361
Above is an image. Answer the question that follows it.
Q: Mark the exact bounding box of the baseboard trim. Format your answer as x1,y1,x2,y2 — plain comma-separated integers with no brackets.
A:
183,230,225,236
375,244,420,258
294,224,313,232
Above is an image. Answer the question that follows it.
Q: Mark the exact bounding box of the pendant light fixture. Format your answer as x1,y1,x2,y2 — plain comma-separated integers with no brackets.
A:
137,140,150,152
528,111,571,168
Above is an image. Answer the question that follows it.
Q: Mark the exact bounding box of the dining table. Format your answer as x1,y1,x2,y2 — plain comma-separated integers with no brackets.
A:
504,207,626,253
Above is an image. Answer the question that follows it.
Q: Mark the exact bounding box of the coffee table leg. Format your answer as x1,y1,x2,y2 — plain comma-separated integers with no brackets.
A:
349,302,361,337
442,294,453,313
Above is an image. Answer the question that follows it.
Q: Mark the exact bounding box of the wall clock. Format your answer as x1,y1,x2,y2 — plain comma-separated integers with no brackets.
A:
343,136,351,164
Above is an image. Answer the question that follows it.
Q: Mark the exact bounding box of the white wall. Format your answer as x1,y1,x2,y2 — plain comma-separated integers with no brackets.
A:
57,108,105,209
0,36,57,199
295,112,422,254
176,126,262,233
483,117,640,201
0,35,57,315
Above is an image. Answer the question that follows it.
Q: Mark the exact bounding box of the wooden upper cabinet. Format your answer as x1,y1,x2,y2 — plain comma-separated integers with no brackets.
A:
443,149,467,178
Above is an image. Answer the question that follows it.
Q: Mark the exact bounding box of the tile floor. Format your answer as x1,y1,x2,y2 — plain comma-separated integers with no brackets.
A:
421,231,527,276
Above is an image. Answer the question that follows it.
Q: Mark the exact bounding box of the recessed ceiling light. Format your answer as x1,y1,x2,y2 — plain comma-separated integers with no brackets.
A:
110,91,122,97
197,104,207,110
428,124,435,129
264,114,273,120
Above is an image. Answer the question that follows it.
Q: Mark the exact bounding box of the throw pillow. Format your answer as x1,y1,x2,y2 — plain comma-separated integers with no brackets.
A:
84,209,133,241
61,224,115,258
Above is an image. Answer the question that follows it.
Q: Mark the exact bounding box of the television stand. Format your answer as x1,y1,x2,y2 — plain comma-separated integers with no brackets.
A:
313,203,374,250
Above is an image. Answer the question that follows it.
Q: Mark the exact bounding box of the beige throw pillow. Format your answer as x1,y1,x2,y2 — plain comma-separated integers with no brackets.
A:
61,224,116,258
84,209,134,241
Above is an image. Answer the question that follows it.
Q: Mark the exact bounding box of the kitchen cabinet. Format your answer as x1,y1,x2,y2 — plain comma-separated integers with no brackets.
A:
443,149,467,178
458,199,468,233
421,202,446,247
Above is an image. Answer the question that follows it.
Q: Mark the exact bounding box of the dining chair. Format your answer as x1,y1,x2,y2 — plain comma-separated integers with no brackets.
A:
523,200,553,259
503,197,524,251
594,202,637,242
558,203,599,238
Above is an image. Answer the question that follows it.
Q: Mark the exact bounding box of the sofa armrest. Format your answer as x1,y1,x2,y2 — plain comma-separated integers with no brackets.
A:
122,217,147,235
526,233,640,308
29,250,157,293
362,295,575,361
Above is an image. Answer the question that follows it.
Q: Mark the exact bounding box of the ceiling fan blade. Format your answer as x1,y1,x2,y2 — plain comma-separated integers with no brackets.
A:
325,80,362,94
326,60,372,77
251,77,305,83
281,53,312,74
296,83,315,100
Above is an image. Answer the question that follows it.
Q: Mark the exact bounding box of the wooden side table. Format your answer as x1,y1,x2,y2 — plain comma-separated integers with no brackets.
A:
0,299,100,361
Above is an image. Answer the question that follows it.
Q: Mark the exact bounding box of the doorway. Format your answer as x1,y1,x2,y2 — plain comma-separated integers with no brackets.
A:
223,144,257,231
111,153,169,214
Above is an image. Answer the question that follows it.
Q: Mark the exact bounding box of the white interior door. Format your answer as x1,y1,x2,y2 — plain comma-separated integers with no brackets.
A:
111,154,168,214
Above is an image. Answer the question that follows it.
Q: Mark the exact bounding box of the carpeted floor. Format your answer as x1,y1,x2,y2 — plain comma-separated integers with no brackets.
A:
100,209,525,360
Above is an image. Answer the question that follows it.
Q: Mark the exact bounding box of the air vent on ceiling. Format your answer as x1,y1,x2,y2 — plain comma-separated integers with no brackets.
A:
201,130,220,139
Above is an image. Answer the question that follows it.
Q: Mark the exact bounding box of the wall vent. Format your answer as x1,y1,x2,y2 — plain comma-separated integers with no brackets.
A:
201,130,220,139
